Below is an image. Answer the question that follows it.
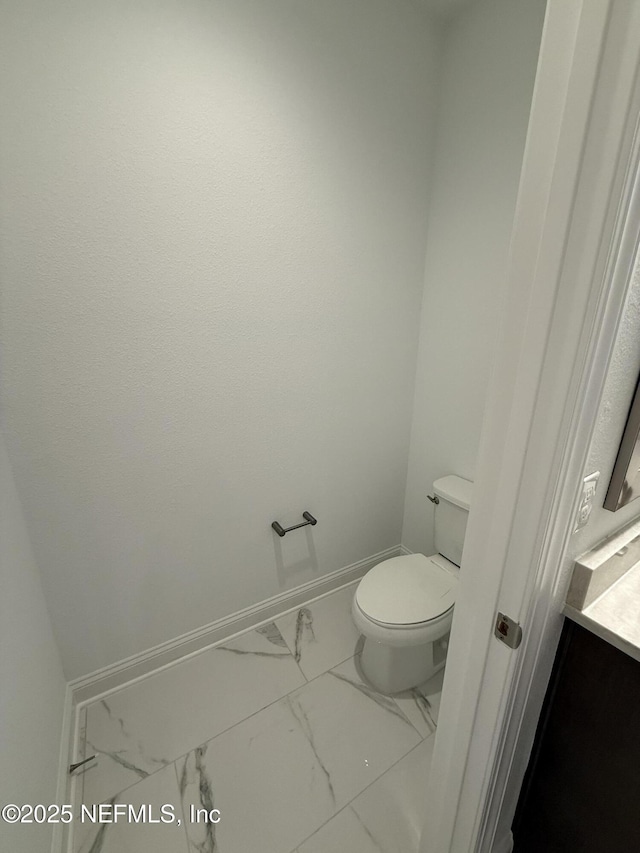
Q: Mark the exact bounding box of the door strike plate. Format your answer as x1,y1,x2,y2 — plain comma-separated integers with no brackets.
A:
494,612,523,649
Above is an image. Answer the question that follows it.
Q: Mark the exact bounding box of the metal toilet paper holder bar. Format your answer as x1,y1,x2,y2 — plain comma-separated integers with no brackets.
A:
271,512,317,537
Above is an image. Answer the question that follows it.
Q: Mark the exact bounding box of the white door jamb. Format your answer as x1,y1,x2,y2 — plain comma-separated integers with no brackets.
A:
419,1,640,851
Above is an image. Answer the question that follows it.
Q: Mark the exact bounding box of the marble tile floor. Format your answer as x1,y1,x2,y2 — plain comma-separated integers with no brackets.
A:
70,581,444,853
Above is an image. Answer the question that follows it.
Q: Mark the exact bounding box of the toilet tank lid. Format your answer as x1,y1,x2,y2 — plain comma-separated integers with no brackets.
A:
433,475,473,510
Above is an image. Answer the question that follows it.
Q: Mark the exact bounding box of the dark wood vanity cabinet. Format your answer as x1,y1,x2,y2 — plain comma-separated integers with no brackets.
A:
513,620,640,852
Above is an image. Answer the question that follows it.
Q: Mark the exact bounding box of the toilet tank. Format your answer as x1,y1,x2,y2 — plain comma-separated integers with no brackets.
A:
433,475,473,567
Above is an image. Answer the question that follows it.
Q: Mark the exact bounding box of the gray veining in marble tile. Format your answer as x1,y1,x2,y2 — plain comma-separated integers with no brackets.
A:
406,687,436,732
392,669,444,739
214,644,286,659
177,699,333,853
175,658,421,853
73,765,187,853
328,667,413,728
275,584,361,680
177,744,218,853
353,807,386,851
83,813,110,853
293,607,316,661
298,737,435,853
84,745,149,781
81,625,305,807
86,699,170,782
256,621,289,648
73,583,442,853
217,621,291,658
285,694,336,805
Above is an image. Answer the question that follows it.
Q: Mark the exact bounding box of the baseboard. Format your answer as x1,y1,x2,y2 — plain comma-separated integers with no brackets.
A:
70,544,402,706
492,830,514,853
51,682,74,853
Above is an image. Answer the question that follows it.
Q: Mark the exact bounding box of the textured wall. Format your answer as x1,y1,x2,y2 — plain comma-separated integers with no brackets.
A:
0,0,441,677
402,0,546,555
0,433,66,853
571,253,640,558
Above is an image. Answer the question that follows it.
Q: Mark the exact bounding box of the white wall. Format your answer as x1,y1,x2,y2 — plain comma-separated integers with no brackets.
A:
0,433,67,853
570,250,640,558
0,0,442,678
402,0,546,555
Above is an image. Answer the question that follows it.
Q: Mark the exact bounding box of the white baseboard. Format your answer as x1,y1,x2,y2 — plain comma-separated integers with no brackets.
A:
70,545,402,706
492,830,514,853
51,683,74,853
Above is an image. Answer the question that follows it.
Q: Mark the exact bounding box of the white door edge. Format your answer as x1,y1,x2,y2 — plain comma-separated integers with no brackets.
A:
480,76,640,853
491,830,513,853
419,1,640,851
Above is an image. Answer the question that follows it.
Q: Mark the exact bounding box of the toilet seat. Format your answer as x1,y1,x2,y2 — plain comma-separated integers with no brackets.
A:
355,553,458,627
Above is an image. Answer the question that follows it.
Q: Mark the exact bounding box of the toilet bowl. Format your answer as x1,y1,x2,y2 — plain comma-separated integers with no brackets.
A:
352,474,472,695
352,553,458,694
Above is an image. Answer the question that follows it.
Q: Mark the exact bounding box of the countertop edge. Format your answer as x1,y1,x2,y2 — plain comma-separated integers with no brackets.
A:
563,603,640,664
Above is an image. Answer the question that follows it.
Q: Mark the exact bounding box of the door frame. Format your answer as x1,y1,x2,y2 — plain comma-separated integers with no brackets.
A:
420,1,640,851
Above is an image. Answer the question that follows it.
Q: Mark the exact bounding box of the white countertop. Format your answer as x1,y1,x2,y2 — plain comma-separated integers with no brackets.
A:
564,561,640,664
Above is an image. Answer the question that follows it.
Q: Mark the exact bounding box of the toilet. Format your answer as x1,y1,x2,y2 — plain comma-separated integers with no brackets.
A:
352,475,473,694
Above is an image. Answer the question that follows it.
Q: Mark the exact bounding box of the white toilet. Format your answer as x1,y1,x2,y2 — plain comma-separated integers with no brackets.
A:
352,475,473,694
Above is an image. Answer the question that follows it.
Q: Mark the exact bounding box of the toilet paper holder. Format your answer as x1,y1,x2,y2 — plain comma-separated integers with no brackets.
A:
272,512,317,537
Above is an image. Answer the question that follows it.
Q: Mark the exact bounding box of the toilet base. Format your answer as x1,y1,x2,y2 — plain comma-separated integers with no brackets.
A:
360,633,448,694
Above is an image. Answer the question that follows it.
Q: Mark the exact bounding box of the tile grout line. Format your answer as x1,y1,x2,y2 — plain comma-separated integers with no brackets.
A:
75,633,310,804
76,646,430,810
74,583,435,826
68,575,444,853
80,587,356,714
76,592,362,803
72,578,366,712
314,647,364,682
79,648,356,805
291,734,436,852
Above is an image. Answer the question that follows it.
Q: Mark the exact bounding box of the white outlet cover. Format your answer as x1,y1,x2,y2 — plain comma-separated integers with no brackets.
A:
574,471,600,532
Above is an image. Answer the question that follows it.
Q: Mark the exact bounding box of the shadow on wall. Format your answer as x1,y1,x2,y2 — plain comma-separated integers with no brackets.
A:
272,526,319,589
